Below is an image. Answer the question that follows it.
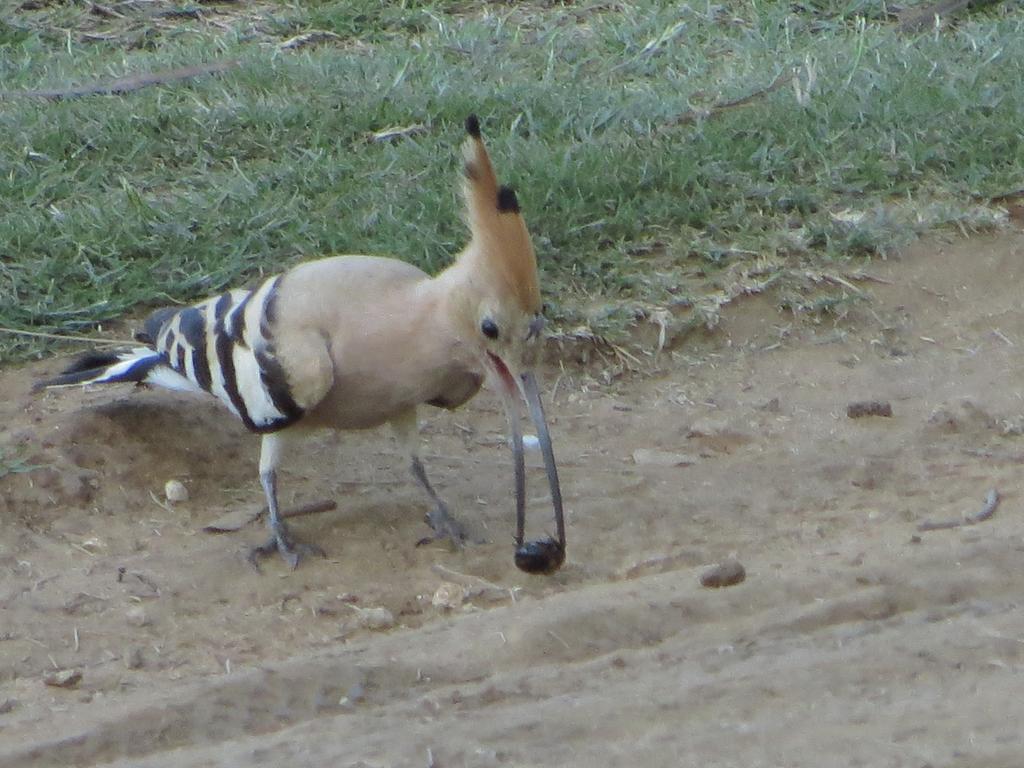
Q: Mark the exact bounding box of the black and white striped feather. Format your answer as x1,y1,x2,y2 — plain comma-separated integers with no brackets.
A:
36,275,307,434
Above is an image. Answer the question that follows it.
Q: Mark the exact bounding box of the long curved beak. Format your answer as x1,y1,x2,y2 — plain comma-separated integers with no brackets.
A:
487,354,566,574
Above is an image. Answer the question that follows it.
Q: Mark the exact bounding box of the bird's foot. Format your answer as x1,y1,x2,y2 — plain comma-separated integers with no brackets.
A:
418,502,472,548
248,520,325,570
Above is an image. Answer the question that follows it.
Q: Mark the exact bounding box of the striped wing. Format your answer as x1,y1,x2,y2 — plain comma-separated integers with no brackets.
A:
149,275,306,433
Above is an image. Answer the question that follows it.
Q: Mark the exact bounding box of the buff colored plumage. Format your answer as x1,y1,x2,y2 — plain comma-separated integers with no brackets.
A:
37,116,566,573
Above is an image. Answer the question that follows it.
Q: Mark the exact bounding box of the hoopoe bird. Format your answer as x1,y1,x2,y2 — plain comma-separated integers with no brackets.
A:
36,115,566,574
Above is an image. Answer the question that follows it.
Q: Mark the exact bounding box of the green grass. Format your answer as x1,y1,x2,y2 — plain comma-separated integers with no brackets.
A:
1,1,1021,362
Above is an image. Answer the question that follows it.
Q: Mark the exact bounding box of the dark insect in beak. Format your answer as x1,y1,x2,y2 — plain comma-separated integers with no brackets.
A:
515,537,565,574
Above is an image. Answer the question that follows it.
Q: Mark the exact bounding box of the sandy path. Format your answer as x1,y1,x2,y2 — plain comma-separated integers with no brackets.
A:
2,231,1024,766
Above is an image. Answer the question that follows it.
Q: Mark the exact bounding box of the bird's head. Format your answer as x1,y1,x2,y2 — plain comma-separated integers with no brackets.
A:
449,114,565,574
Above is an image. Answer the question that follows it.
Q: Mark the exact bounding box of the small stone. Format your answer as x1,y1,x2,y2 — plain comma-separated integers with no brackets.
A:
999,417,1024,437
80,537,105,553
124,647,145,670
846,401,893,419
0,699,17,714
632,449,696,467
927,400,993,432
164,479,189,504
339,682,366,708
125,606,150,627
700,559,746,589
431,582,465,610
43,669,82,688
355,607,394,631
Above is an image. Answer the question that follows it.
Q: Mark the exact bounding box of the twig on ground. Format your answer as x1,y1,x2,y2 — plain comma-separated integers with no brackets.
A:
898,0,1009,32
148,490,175,514
991,329,1014,346
155,7,203,20
89,2,124,19
898,0,971,31
962,447,1024,463
258,499,338,521
969,488,1000,523
203,499,337,533
0,59,238,101
0,327,137,346
667,70,789,128
916,488,1000,532
916,518,963,532
852,273,896,286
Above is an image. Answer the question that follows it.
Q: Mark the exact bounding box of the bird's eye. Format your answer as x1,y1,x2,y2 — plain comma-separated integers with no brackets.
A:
481,318,499,340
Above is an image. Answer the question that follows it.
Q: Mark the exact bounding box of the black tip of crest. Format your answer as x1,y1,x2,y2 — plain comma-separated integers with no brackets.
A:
465,114,481,138
497,185,520,213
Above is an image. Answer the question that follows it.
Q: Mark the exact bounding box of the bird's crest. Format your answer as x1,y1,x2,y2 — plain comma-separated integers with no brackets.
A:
459,115,541,315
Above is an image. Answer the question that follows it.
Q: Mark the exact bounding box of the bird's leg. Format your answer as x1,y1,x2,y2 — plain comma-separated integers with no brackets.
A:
411,454,469,546
391,409,468,547
249,433,325,569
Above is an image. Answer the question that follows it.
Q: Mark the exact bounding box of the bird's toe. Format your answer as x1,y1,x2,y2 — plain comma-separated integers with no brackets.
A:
422,504,477,548
248,522,325,570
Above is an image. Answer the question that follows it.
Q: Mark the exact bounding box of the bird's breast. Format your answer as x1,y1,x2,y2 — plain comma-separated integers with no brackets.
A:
302,354,482,430
426,370,484,410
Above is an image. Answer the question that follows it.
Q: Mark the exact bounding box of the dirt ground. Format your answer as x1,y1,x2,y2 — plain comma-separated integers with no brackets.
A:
2,231,1024,767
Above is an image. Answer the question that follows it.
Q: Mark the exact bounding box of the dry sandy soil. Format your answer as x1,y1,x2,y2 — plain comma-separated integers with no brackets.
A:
2,231,1024,767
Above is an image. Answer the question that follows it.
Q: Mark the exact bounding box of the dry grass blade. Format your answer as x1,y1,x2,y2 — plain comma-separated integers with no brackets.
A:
278,30,342,51
0,327,137,345
366,123,428,144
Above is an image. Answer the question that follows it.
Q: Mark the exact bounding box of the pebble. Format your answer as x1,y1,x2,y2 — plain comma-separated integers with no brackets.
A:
431,582,465,610
124,647,145,670
339,682,366,708
164,479,189,504
43,669,82,688
847,401,893,418
353,607,395,631
632,449,696,467
700,559,746,588
80,537,105,553
125,606,150,627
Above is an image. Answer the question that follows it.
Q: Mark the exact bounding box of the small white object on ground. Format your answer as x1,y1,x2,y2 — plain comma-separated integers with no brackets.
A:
43,669,82,688
431,582,465,610
164,479,189,503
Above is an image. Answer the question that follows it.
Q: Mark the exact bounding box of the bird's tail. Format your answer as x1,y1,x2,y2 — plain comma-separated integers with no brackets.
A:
33,347,201,394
